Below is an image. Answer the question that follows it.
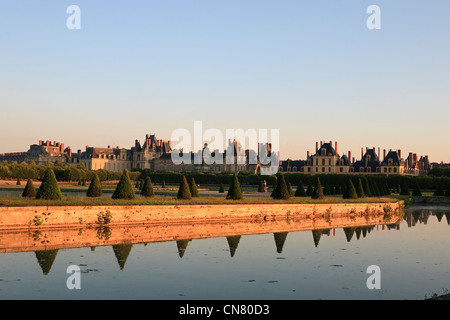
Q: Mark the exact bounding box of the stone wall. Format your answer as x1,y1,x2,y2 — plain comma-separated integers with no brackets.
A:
0,201,403,231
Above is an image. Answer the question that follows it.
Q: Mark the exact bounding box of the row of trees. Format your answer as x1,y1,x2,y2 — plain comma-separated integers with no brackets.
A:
2,160,450,191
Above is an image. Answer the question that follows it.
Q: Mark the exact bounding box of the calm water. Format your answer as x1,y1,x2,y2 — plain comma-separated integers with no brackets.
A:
1,205,450,300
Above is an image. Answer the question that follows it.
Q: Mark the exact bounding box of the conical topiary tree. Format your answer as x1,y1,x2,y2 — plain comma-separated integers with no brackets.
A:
363,178,372,197
22,179,36,198
343,179,358,199
141,176,155,198
356,178,365,198
305,181,314,197
227,174,243,200
161,180,166,188
87,173,102,197
311,177,324,200
218,182,225,193
271,174,290,200
112,169,135,199
294,181,307,197
16,178,21,186
189,177,199,197
36,169,63,200
177,176,192,200
287,182,294,197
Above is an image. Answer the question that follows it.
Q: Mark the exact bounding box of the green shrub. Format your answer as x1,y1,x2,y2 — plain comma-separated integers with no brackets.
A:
112,169,135,199
311,177,324,200
36,169,63,200
294,181,307,197
22,179,36,198
218,182,225,193
189,177,199,197
343,179,358,199
87,173,102,197
177,176,192,200
227,174,243,200
356,178,365,198
141,176,155,197
271,174,290,200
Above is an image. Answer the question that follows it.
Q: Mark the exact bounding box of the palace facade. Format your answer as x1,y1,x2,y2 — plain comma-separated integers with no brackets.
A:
0,137,430,176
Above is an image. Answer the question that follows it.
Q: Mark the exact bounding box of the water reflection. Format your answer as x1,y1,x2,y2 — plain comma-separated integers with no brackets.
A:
3,208,450,276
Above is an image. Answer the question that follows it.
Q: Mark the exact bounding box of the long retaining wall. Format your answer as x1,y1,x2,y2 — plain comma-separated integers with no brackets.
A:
0,201,403,231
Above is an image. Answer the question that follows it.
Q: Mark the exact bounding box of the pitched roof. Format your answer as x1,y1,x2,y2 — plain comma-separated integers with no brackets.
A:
315,143,336,156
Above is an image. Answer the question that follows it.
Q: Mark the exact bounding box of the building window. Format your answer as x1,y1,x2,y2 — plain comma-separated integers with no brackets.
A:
322,167,325,173
322,159,325,166
340,167,343,173
328,167,331,172
393,168,397,173
367,167,371,173
329,159,331,165
308,167,311,172
360,167,364,172
293,167,297,172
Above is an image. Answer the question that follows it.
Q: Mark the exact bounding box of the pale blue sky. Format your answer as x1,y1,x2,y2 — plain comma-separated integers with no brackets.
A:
1,1,449,162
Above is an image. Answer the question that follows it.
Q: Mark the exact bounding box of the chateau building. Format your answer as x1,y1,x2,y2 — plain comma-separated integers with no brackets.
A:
0,140,73,165
279,141,431,176
1,136,430,176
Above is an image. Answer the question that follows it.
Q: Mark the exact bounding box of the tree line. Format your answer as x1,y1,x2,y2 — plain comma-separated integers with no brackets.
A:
2,160,449,191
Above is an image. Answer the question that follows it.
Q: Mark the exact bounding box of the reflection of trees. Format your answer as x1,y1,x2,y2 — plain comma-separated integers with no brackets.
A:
446,212,450,226
176,240,191,258
112,244,133,270
34,250,59,275
343,227,355,242
273,232,288,253
226,236,241,257
311,230,322,248
435,212,444,222
355,227,362,240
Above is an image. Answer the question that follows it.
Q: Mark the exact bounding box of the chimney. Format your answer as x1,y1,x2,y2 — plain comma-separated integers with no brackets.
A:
77,149,81,158
39,140,43,146
414,153,418,162
352,157,355,164
329,140,332,146
335,141,338,154
316,142,319,153
46,140,50,147
361,147,364,158
307,151,311,158
60,143,64,153
398,149,402,158
378,147,381,160
146,134,149,139
383,149,386,160
86,145,89,151
348,150,352,162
